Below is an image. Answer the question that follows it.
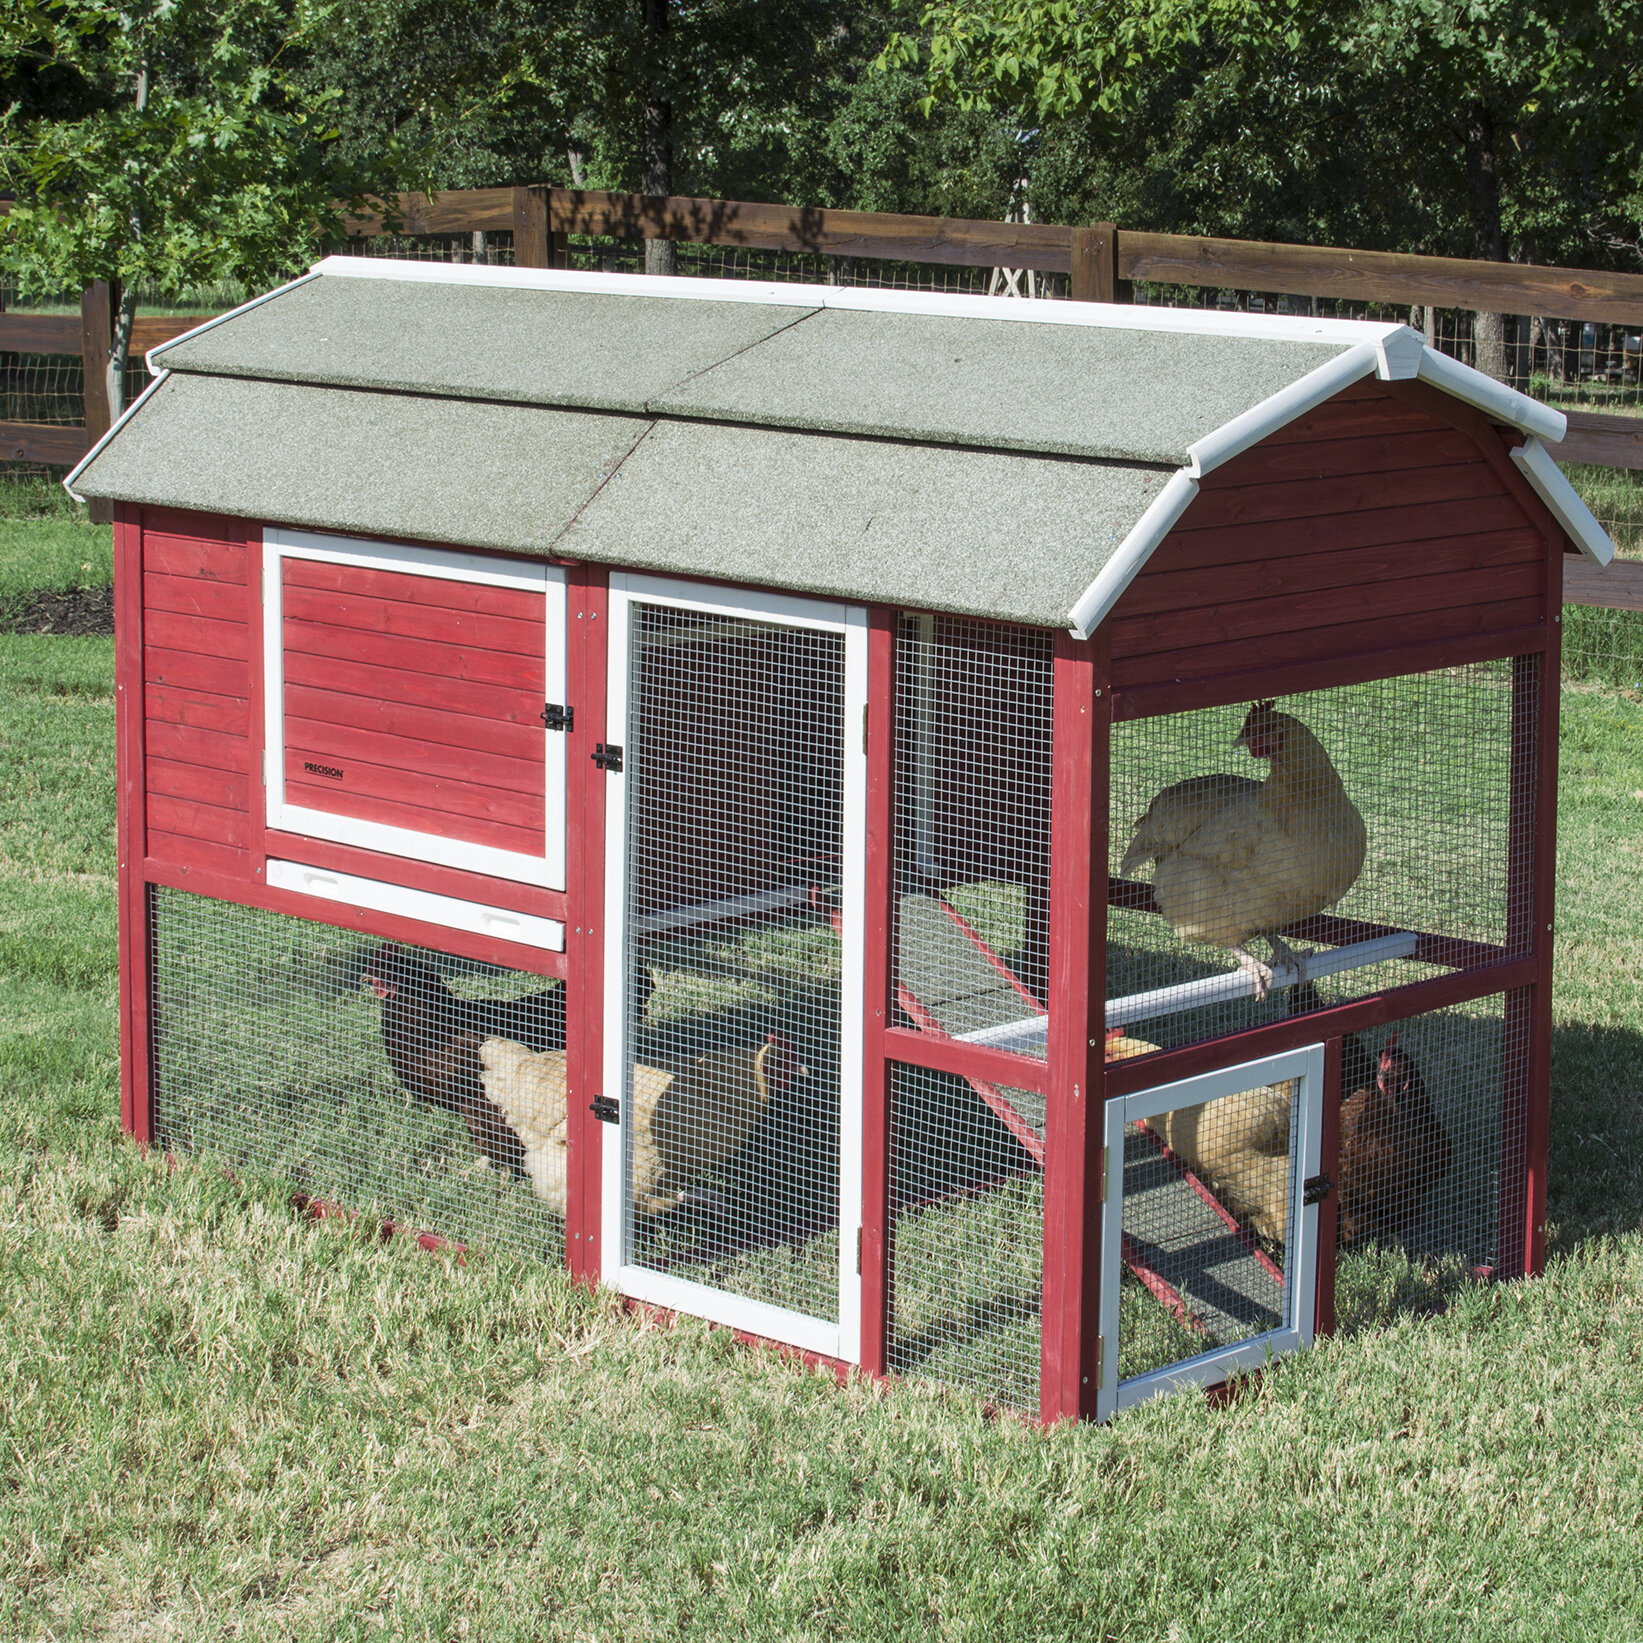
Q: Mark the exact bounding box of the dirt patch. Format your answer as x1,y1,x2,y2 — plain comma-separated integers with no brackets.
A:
5,584,115,636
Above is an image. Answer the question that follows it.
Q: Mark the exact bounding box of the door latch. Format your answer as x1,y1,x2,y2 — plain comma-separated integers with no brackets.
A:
1303,1173,1333,1207
589,1095,619,1124
541,702,573,731
592,743,623,772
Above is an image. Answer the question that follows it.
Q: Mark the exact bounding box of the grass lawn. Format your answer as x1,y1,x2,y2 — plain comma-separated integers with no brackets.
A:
2,503,1643,1640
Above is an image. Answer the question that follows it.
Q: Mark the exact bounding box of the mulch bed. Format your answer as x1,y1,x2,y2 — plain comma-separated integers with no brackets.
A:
4,585,115,636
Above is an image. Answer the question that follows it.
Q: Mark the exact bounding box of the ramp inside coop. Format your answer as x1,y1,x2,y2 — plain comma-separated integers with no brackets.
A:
148,886,567,1264
603,581,864,1359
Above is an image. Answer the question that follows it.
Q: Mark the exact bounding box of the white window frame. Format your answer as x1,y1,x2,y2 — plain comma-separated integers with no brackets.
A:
263,527,566,890
601,573,868,1364
1096,1043,1325,1422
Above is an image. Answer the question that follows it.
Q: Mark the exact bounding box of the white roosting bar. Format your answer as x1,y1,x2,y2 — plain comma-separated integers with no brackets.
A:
956,931,1421,1056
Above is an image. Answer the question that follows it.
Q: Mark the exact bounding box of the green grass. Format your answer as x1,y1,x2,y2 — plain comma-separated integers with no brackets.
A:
0,475,110,628
4,535,1643,1637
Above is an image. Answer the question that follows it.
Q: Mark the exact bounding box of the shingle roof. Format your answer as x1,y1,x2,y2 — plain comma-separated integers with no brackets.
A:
69,258,1609,630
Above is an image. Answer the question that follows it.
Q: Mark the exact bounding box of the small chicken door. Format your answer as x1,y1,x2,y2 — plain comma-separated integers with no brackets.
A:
263,529,567,889
601,575,867,1363
1096,1044,1325,1421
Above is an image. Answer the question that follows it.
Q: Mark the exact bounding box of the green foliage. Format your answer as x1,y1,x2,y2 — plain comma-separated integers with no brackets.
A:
0,0,398,300
880,0,1273,121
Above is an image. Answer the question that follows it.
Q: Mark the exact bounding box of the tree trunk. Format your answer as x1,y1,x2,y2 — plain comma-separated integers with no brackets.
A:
107,283,137,420
640,0,676,277
1464,99,1517,384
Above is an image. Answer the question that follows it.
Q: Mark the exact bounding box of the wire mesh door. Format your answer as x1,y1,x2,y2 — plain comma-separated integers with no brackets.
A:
1097,1045,1323,1420
601,577,867,1361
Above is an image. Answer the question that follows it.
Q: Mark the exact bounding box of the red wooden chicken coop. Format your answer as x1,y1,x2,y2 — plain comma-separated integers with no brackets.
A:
70,259,1615,1421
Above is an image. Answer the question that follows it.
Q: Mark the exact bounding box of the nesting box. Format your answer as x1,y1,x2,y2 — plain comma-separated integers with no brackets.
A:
71,260,1615,1421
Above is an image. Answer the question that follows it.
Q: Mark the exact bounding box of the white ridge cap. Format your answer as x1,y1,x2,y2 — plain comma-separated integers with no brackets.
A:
308,254,1407,346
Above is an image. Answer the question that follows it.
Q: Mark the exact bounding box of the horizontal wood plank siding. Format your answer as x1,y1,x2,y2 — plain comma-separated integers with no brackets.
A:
1111,384,1550,695
140,513,253,869
279,560,546,855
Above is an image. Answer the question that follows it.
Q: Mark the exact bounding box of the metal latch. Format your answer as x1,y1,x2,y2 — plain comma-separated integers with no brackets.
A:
592,743,623,772
541,702,573,731
589,1095,619,1124
1303,1173,1332,1206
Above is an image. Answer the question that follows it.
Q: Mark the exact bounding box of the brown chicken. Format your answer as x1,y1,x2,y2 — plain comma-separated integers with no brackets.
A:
360,947,525,1177
1151,1032,1449,1252
1338,1031,1452,1248
478,1033,796,1219
1120,701,1368,998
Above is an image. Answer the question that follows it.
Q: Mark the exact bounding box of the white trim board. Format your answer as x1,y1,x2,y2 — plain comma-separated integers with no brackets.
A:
601,573,868,1365
262,528,567,890
1096,1043,1324,1423
267,858,565,950
309,254,1418,348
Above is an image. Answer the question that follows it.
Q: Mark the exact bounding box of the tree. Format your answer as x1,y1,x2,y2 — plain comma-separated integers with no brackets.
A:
877,0,1274,121
0,0,399,417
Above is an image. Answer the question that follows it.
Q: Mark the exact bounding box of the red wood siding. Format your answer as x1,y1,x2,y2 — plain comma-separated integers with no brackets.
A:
140,511,253,870
279,559,546,853
1109,383,1550,702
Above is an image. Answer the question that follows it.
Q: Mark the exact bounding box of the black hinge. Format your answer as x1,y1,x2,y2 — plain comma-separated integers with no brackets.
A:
1303,1173,1333,1207
592,743,623,772
541,702,573,731
589,1095,619,1124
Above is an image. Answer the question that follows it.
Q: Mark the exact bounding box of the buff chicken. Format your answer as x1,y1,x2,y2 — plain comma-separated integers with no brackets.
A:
1149,1033,1449,1252
477,1033,796,1219
1120,700,1367,998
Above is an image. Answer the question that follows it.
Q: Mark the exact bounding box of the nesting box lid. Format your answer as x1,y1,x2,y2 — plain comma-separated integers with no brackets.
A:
69,258,1612,633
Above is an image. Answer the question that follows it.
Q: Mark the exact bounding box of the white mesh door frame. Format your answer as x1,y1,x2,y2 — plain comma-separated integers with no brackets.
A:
600,574,868,1364
1095,1044,1325,1422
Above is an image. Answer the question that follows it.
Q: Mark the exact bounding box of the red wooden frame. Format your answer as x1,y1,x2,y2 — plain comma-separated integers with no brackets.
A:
564,567,610,1285
1040,629,1110,1423
115,504,152,1144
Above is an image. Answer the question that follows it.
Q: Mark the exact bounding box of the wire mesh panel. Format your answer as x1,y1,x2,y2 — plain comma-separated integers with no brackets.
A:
618,600,848,1330
149,886,567,1264
894,616,1055,1071
1109,664,1524,1051
1331,996,1515,1329
887,1062,1043,1416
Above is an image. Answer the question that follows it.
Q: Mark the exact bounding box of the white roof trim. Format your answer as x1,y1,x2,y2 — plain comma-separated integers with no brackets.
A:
309,255,1407,347
63,367,173,503
1067,468,1199,640
1512,438,1616,565
1418,346,1566,444
1187,342,1382,478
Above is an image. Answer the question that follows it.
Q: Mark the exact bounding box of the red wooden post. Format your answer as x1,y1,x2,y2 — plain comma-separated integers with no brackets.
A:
114,504,152,1142
564,567,610,1284
1523,542,1564,1276
1313,1035,1343,1338
859,608,897,1377
1041,628,1110,1422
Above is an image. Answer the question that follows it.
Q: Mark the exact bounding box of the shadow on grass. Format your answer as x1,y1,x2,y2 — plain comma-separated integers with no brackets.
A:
1547,1020,1643,1249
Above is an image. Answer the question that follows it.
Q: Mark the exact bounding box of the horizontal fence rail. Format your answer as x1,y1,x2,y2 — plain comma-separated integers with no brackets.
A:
5,183,1641,635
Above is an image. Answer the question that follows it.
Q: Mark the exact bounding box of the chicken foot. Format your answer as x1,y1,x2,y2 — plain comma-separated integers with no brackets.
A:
1230,934,1305,1002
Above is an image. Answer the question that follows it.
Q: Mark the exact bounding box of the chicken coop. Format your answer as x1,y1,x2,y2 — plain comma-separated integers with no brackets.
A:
70,259,1615,1422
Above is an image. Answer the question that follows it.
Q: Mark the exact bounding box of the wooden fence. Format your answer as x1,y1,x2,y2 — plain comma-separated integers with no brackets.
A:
3,183,1640,611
